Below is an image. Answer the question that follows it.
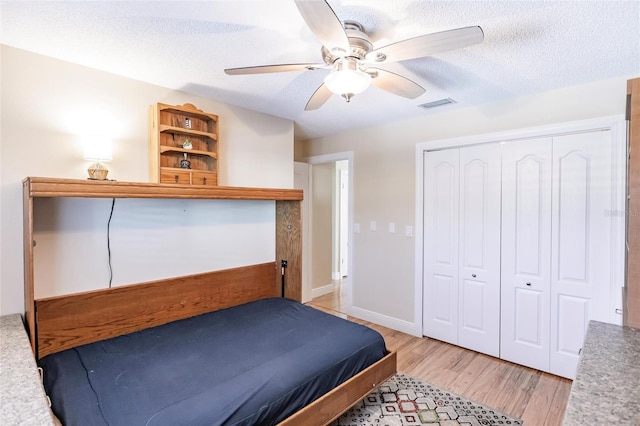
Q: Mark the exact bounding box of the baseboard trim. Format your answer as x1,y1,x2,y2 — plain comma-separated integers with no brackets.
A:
348,305,422,337
311,282,335,299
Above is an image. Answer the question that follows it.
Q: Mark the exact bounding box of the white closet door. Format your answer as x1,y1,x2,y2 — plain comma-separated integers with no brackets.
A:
550,130,612,378
458,144,501,357
423,149,459,345
500,138,552,371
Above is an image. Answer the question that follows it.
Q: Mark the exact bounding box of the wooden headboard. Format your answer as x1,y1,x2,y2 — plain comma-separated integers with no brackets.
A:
34,262,278,359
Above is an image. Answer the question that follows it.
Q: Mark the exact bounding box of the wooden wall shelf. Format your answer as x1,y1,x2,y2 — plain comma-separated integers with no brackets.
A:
158,124,217,140
159,146,217,159
150,102,219,186
23,177,302,201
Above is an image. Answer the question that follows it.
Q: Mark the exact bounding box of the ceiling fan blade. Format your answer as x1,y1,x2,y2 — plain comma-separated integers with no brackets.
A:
366,26,484,63
305,83,333,111
224,63,326,75
368,68,426,99
294,0,350,54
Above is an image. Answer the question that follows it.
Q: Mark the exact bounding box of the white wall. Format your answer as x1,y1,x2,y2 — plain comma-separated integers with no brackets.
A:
32,197,276,299
0,45,294,315
301,76,633,333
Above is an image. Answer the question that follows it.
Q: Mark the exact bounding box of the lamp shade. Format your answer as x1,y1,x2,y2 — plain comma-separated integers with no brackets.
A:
325,68,372,96
83,138,113,162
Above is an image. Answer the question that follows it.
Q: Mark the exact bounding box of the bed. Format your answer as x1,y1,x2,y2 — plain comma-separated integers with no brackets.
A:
32,262,397,426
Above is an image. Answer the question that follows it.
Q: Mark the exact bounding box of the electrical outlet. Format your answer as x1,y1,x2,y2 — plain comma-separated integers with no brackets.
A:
370,221,377,231
354,223,360,233
388,222,395,233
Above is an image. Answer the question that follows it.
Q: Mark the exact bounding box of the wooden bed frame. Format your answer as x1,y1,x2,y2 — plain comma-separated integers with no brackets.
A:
33,262,397,426
24,178,396,425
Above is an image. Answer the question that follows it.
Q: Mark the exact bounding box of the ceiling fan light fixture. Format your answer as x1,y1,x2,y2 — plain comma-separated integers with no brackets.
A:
228,1,484,111
324,59,371,99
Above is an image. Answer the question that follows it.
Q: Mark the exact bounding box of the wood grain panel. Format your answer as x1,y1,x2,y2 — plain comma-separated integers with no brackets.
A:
159,168,190,184
148,104,160,182
35,262,278,359
278,351,397,426
22,180,35,352
627,77,640,328
23,177,303,201
276,200,303,301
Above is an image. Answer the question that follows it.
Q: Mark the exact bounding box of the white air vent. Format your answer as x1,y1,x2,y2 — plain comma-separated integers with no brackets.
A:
419,98,457,109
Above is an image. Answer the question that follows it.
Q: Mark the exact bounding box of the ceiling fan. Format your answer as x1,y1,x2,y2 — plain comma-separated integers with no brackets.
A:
224,0,484,111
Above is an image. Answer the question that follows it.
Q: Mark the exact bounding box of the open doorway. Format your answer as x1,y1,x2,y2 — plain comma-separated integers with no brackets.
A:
295,152,353,314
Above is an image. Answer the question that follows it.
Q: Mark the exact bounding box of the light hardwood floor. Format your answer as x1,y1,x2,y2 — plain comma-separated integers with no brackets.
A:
308,285,573,426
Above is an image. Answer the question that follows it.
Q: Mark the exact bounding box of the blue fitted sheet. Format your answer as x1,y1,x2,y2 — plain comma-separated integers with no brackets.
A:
39,297,387,426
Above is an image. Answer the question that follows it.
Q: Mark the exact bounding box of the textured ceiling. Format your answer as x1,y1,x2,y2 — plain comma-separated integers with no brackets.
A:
1,1,639,141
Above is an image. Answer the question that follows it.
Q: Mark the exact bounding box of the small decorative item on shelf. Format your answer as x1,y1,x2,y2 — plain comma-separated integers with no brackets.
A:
185,117,191,129
87,163,109,180
180,153,191,169
84,137,112,180
182,138,193,149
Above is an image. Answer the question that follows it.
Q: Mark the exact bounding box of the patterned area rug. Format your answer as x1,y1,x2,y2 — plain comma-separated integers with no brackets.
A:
332,374,522,426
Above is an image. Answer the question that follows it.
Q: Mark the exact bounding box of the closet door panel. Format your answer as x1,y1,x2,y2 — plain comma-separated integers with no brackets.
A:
556,294,589,354
556,153,590,282
423,149,459,344
513,288,545,342
458,144,501,357
551,130,612,378
500,138,552,371
461,279,486,330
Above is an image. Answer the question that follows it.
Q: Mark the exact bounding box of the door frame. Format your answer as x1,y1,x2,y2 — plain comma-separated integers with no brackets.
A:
304,151,354,312
415,115,627,335
339,166,349,278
